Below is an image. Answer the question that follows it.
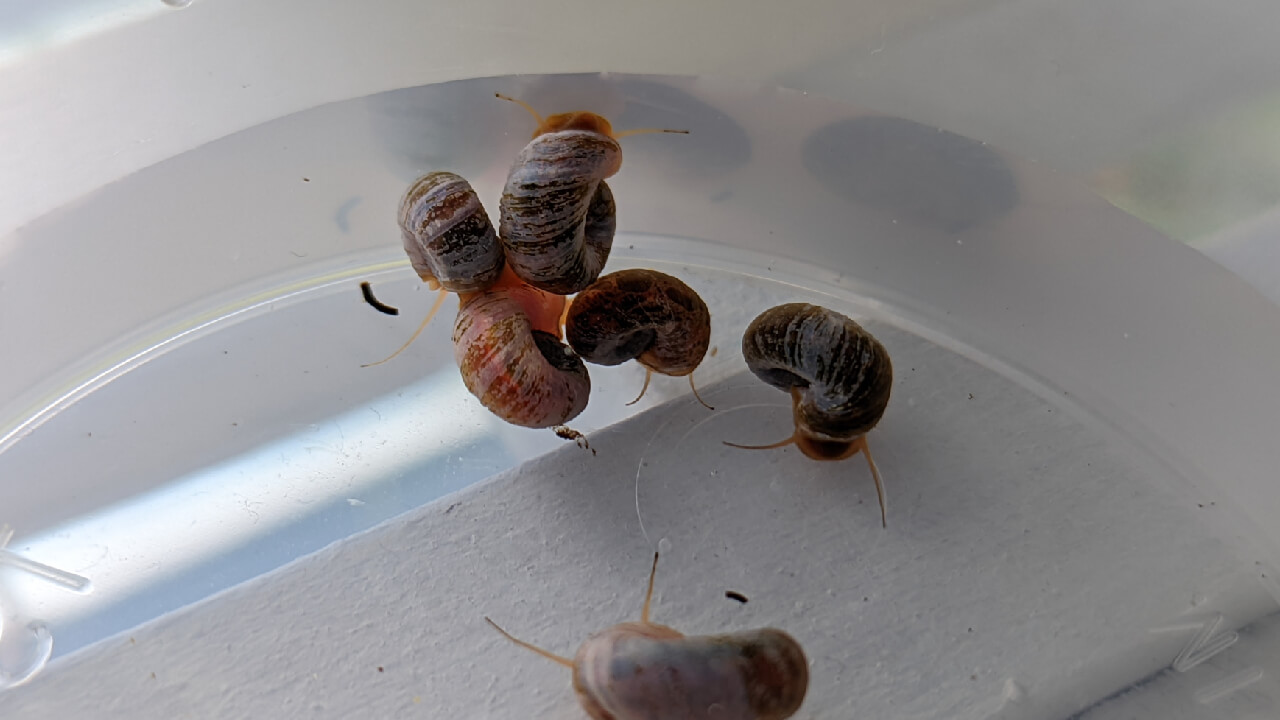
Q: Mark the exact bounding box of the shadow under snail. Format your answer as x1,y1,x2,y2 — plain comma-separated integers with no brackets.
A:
565,268,714,409
486,552,809,720
728,303,894,527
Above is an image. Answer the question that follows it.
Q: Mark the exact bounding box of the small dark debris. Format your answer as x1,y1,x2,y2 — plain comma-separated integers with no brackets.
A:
968,393,974,400
377,666,384,673
130,637,136,645
302,177,311,182
361,281,400,315
150,672,157,680
709,346,719,358
967,627,973,633
863,597,869,602
970,674,977,681
725,590,749,604
553,425,595,455
445,503,460,515
87,432,92,437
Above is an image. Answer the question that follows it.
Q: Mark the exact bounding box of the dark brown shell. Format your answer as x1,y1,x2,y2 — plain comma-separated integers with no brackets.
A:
742,303,892,441
499,131,622,295
399,172,505,293
565,269,711,377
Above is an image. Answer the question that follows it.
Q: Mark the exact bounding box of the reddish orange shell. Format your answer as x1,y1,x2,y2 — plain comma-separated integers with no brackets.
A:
452,278,589,428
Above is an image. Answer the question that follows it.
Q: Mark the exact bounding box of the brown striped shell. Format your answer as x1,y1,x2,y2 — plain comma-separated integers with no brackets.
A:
486,554,809,720
398,172,505,293
452,269,589,428
741,303,892,452
498,129,622,295
565,269,711,377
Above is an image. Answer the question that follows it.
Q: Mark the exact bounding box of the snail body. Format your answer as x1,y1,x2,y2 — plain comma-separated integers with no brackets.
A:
399,171,505,293
487,554,809,720
452,268,589,428
732,303,893,525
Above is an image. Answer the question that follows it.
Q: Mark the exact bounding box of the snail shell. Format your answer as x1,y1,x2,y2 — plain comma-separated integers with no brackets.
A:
452,270,589,428
573,623,809,720
487,553,809,720
498,127,622,295
399,171,505,293
565,269,711,377
741,303,892,457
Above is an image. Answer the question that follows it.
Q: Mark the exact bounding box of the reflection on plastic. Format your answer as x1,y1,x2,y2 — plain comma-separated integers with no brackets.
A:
0,524,91,689
802,115,1018,233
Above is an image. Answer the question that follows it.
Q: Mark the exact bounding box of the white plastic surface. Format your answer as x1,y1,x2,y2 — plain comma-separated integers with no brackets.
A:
3,2,1280,719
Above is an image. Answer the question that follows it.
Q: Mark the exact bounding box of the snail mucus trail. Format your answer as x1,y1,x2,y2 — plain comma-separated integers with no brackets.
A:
565,268,714,410
727,303,894,527
485,552,809,720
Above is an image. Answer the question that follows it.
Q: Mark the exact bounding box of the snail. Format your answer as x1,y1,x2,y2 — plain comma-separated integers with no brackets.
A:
565,268,714,409
485,552,809,720
365,171,506,367
495,94,686,295
727,303,894,527
452,266,590,428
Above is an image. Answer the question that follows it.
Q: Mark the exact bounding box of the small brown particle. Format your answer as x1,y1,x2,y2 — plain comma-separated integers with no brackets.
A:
724,590,749,604
377,666,384,673
302,177,311,182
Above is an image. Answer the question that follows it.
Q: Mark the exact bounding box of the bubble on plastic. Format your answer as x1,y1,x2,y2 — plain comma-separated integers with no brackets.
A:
0,616,53,689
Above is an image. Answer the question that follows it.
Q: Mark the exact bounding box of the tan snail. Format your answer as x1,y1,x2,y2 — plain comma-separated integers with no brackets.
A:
565,268,714,409
364,171,506,366
486,553,809,720
452,266,590,428
727,303,894,527
496,94,686,295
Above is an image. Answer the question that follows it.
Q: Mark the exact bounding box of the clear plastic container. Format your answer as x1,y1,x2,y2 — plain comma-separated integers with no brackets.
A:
3,5,1280,720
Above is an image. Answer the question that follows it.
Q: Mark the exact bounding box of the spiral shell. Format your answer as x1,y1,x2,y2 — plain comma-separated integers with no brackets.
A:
565,269,711,377
742,303,892,453
452,273,589,428
487,553,809,720
573,623,809,720
399,171,505,293
498,130,622,295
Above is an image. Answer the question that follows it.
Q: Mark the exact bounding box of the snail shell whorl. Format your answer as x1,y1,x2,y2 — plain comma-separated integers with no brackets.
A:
572,623,809,720
399,172,505,293
565,269,711,377
499,130,623,295
452,286,589,428
742,303,892,441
